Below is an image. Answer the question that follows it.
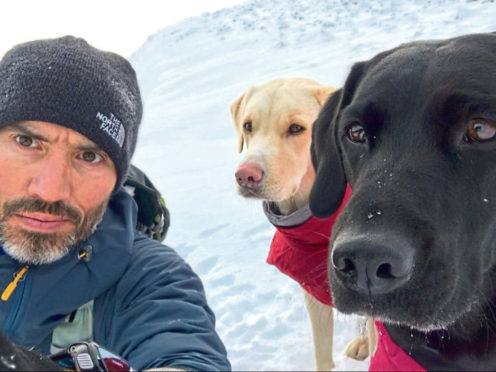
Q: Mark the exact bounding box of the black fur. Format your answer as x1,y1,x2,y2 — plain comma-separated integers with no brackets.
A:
0,330,62,370
309,32,496,369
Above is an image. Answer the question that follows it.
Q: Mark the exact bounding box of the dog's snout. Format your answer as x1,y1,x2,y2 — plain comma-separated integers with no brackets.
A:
235,163,264,188
332,235,415,296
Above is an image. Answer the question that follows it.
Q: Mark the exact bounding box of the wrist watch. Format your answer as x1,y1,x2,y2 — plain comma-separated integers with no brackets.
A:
49,341,133,371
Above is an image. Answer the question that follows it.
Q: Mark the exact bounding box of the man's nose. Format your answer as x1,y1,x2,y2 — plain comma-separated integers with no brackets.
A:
27,154,71,202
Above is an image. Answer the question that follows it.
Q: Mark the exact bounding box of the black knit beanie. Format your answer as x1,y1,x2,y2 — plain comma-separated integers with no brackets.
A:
0,35,142,190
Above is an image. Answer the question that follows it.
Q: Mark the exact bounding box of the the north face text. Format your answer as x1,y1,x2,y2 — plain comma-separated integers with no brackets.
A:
96,112,125,147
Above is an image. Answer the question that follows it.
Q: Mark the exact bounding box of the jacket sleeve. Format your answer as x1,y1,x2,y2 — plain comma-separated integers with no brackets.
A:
93,233,231,371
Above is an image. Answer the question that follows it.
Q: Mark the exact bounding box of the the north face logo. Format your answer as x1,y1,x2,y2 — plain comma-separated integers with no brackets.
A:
96,112,125,147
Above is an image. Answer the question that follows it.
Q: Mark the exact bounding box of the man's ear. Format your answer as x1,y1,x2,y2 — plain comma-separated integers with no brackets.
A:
309,62,367,217
230,93,246,153
313,85,336,106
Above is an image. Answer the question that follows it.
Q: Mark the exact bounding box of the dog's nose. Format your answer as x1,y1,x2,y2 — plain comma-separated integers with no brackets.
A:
235,163,264,188
331,235,415,296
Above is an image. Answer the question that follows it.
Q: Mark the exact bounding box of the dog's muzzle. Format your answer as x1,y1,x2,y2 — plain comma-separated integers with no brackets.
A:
331,233,415,296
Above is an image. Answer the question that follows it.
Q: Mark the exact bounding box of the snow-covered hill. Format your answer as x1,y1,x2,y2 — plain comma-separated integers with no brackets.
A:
129,0,496,370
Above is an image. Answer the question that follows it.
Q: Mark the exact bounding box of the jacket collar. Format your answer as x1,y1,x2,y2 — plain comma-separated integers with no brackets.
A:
262,201,312,228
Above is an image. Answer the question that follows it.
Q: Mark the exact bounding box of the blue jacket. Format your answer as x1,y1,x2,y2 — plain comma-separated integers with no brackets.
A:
0,189,231,371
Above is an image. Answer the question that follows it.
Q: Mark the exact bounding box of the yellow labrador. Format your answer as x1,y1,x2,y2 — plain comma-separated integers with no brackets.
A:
230,78,374,370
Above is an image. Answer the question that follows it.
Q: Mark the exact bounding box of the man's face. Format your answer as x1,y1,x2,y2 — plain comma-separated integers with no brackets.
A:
0,121,117,264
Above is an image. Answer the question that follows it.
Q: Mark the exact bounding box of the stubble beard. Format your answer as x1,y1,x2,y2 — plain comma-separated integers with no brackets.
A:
0,198,109,265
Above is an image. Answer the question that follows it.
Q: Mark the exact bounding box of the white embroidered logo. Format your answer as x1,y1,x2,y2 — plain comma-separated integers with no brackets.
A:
96,112,125,148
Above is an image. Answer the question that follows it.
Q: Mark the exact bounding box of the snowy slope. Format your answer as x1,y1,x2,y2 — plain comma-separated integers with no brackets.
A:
129,1,496,370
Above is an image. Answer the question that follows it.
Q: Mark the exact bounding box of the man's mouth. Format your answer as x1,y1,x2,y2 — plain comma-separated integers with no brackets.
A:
14,213,72,232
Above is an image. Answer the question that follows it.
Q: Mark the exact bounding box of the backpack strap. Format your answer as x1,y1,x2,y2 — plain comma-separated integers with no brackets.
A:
123,164,170,242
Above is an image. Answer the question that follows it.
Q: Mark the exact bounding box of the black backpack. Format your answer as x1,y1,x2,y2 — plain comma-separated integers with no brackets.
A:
124,164,170,242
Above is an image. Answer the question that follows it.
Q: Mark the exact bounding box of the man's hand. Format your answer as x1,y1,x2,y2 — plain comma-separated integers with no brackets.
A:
0,330,62,371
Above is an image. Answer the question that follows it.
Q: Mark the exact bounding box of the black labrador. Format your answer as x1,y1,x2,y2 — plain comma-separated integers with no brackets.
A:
309,32,496,370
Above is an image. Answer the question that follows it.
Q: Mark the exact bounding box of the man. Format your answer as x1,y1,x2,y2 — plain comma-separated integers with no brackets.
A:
0,36,231,371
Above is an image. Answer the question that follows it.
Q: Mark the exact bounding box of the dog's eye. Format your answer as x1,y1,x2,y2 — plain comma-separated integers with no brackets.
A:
347,123,367,143
465,118,496,143
288,124,305,135
243,121,253,133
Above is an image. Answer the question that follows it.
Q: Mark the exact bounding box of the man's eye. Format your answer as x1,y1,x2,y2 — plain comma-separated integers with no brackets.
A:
79,151,103,164
15,135,36,147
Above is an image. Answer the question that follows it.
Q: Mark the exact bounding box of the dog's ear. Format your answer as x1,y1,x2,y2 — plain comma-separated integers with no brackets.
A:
313,85,336,106
230,93,246,153
309,62,368,217
309,89,346,217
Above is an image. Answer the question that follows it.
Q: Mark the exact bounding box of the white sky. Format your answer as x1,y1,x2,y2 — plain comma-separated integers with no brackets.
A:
0,0,247,58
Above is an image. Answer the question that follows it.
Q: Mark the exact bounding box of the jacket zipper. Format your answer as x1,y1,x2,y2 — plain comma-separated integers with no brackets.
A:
1,266,30,301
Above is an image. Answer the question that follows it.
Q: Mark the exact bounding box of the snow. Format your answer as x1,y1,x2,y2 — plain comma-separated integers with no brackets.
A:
128,0,496,370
